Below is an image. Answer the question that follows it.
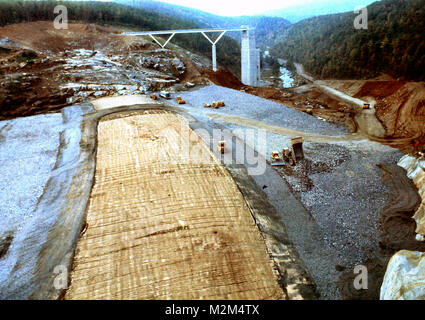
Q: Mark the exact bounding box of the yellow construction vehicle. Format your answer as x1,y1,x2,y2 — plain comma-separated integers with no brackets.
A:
217,101,225,107
204,103,211,108
270,151,284,166
217,141,226,154
150,94,158,100
363,103,370,109
282,137,304,166
176,96,186,104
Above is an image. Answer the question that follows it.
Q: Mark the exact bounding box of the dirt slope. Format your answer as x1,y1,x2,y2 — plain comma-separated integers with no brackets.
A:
322,80,425,154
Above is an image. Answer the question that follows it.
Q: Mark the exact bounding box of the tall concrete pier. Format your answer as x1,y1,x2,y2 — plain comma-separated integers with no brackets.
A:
241,28,260,86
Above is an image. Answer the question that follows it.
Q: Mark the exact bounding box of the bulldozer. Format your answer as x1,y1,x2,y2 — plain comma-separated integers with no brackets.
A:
270,151,284,166
176,96,186,104
363,103,370,109
282,137,304,166
150,94,158,100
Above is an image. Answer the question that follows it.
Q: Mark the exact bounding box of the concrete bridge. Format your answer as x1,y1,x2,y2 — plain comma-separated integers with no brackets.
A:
122,28,260,86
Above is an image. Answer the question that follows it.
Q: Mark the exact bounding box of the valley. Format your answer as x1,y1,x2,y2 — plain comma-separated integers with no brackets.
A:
0,0,424,302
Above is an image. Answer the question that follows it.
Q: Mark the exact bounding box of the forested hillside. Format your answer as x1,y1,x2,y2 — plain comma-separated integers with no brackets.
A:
270,0,425,80
263,0,378,23
0,0,242,75
116,0,291,49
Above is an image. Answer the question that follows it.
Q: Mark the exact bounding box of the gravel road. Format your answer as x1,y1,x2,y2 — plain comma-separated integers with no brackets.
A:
169,85,348,136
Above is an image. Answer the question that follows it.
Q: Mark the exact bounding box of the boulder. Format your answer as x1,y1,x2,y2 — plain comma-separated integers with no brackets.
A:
398,155,425,237
381,250,425,300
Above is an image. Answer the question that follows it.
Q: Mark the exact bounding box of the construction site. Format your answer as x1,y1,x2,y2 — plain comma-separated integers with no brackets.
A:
0,19,424,302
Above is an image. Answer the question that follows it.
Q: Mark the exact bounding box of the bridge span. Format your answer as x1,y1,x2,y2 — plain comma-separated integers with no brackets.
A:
122,27,260,86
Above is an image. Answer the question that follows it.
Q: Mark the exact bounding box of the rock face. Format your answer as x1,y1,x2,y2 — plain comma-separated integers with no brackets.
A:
132,52,186,77
380,250,425,300
398,155,425,238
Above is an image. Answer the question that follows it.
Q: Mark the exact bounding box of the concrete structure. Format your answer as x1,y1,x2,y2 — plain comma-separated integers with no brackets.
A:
122,28,260,86
241,28,260,86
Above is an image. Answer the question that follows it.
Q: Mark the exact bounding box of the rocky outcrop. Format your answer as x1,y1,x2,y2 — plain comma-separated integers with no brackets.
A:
131,52,186,77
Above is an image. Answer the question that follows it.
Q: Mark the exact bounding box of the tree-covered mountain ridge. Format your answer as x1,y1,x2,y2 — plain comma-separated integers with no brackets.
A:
270,0,425,80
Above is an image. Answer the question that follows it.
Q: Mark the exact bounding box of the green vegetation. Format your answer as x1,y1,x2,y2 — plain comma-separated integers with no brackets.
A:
16,50,37,63
263,55,281,75
0,0,241,76
270,0,425,80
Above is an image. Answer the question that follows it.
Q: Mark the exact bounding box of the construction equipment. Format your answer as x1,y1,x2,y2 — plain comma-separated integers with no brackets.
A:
203,101,225,108
159,91,171,99
270,151,284,166
282,137,304,166
282,148,295,166
217,141,225,154
176,96,186,104
363,103,370,109
150,94,158,100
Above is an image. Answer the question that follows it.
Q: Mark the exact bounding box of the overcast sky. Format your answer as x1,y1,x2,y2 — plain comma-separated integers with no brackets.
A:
157,0,340,16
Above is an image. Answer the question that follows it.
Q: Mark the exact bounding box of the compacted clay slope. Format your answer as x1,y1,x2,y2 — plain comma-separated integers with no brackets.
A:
65,109,284,300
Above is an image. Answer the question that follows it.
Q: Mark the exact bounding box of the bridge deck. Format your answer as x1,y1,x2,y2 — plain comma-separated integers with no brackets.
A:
122,28,247,36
